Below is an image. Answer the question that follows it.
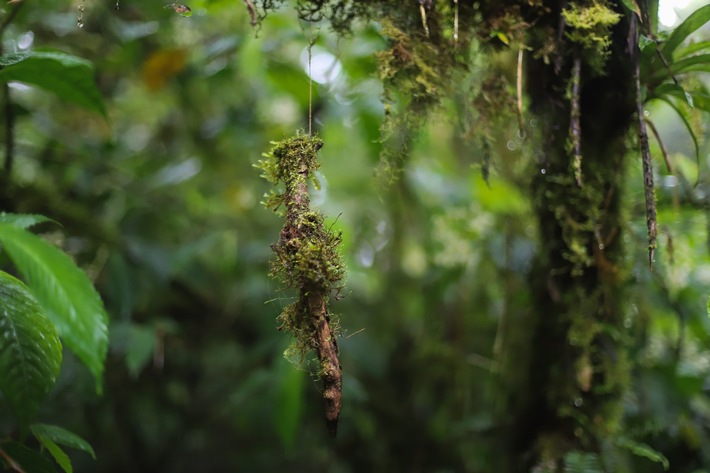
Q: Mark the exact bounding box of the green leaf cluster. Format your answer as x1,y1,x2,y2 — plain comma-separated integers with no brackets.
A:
0,50,105,116
0,214,105,472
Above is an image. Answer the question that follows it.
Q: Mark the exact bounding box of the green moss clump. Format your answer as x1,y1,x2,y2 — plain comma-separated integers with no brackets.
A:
562,1,621,72
256,134,346,361
256,135,323,213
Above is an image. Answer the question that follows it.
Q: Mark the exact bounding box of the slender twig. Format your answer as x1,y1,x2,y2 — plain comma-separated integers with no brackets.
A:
242,0,257,26
0,1,24,37
569,56,582,187
632,15,657,270
0,447,24,473
644,117,672,174
516,46,524,136
419,0,430,37
655,47,679,85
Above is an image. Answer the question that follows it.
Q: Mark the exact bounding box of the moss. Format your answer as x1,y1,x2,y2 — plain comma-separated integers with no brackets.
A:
256,134,345,361
562,1,621,72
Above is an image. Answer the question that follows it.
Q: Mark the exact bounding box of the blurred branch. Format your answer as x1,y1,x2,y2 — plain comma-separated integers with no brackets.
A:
243,0,257,26
0,1,23,37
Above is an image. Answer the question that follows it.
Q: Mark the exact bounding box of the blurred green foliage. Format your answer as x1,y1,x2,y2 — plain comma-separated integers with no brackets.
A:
0,0,708,472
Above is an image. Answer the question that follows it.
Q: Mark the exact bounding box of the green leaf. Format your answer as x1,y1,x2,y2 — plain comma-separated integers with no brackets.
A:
620,0,642,19
0,213,54,230
1,441,58,473
664,53,710,77
686,92,710,112
651,83,694,107
648,54,710,83
0,50,106,116
650,95,700,175
0,224,108,391
491,31,510,46
31,424,95,459
675,40,710,58
564,451,603,473
0,271,62,437
35,436,72,473
662,5,710,58
616,437,670,470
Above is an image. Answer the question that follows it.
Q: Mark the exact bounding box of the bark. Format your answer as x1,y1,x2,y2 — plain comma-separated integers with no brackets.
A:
502,2,636,470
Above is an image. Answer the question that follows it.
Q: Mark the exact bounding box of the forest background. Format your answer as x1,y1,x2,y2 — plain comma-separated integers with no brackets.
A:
0,0,709,472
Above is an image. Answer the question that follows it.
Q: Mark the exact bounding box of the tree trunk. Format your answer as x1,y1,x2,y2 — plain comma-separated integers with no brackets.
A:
503,2,637,470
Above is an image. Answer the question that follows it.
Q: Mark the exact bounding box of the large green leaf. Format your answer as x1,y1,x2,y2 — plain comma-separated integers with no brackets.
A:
1,441,58,473
662,5,710,58
0,224,108,390
0,213,54,230
31,424,95,459
0,50,105,116
0,271,62,436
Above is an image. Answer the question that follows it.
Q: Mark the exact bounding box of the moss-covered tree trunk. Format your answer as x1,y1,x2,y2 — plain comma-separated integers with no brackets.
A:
503,1,636,470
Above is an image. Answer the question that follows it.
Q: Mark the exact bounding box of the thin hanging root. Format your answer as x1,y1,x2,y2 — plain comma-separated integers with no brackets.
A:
645,118,672,174
632,16,657,269
569,56,583,187
243,0,257,26
419,1,430,37
516,46,524,136
453,0,459,44
639,112,657,269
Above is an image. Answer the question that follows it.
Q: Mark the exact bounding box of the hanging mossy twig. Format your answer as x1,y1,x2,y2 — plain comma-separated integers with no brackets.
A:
631,15,657,269
256,134,346,437
569,55,583,187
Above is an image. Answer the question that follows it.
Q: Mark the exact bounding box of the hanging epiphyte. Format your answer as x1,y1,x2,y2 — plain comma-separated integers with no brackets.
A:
165,3,192,17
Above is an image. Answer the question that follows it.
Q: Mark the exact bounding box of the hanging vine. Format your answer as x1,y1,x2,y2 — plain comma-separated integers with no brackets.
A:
256,134,346,437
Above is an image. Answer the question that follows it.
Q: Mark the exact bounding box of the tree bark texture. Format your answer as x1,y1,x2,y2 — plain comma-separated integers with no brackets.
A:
502,1,637,470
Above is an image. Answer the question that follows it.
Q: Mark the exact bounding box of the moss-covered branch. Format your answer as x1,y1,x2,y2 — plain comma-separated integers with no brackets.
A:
256,134,345,437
